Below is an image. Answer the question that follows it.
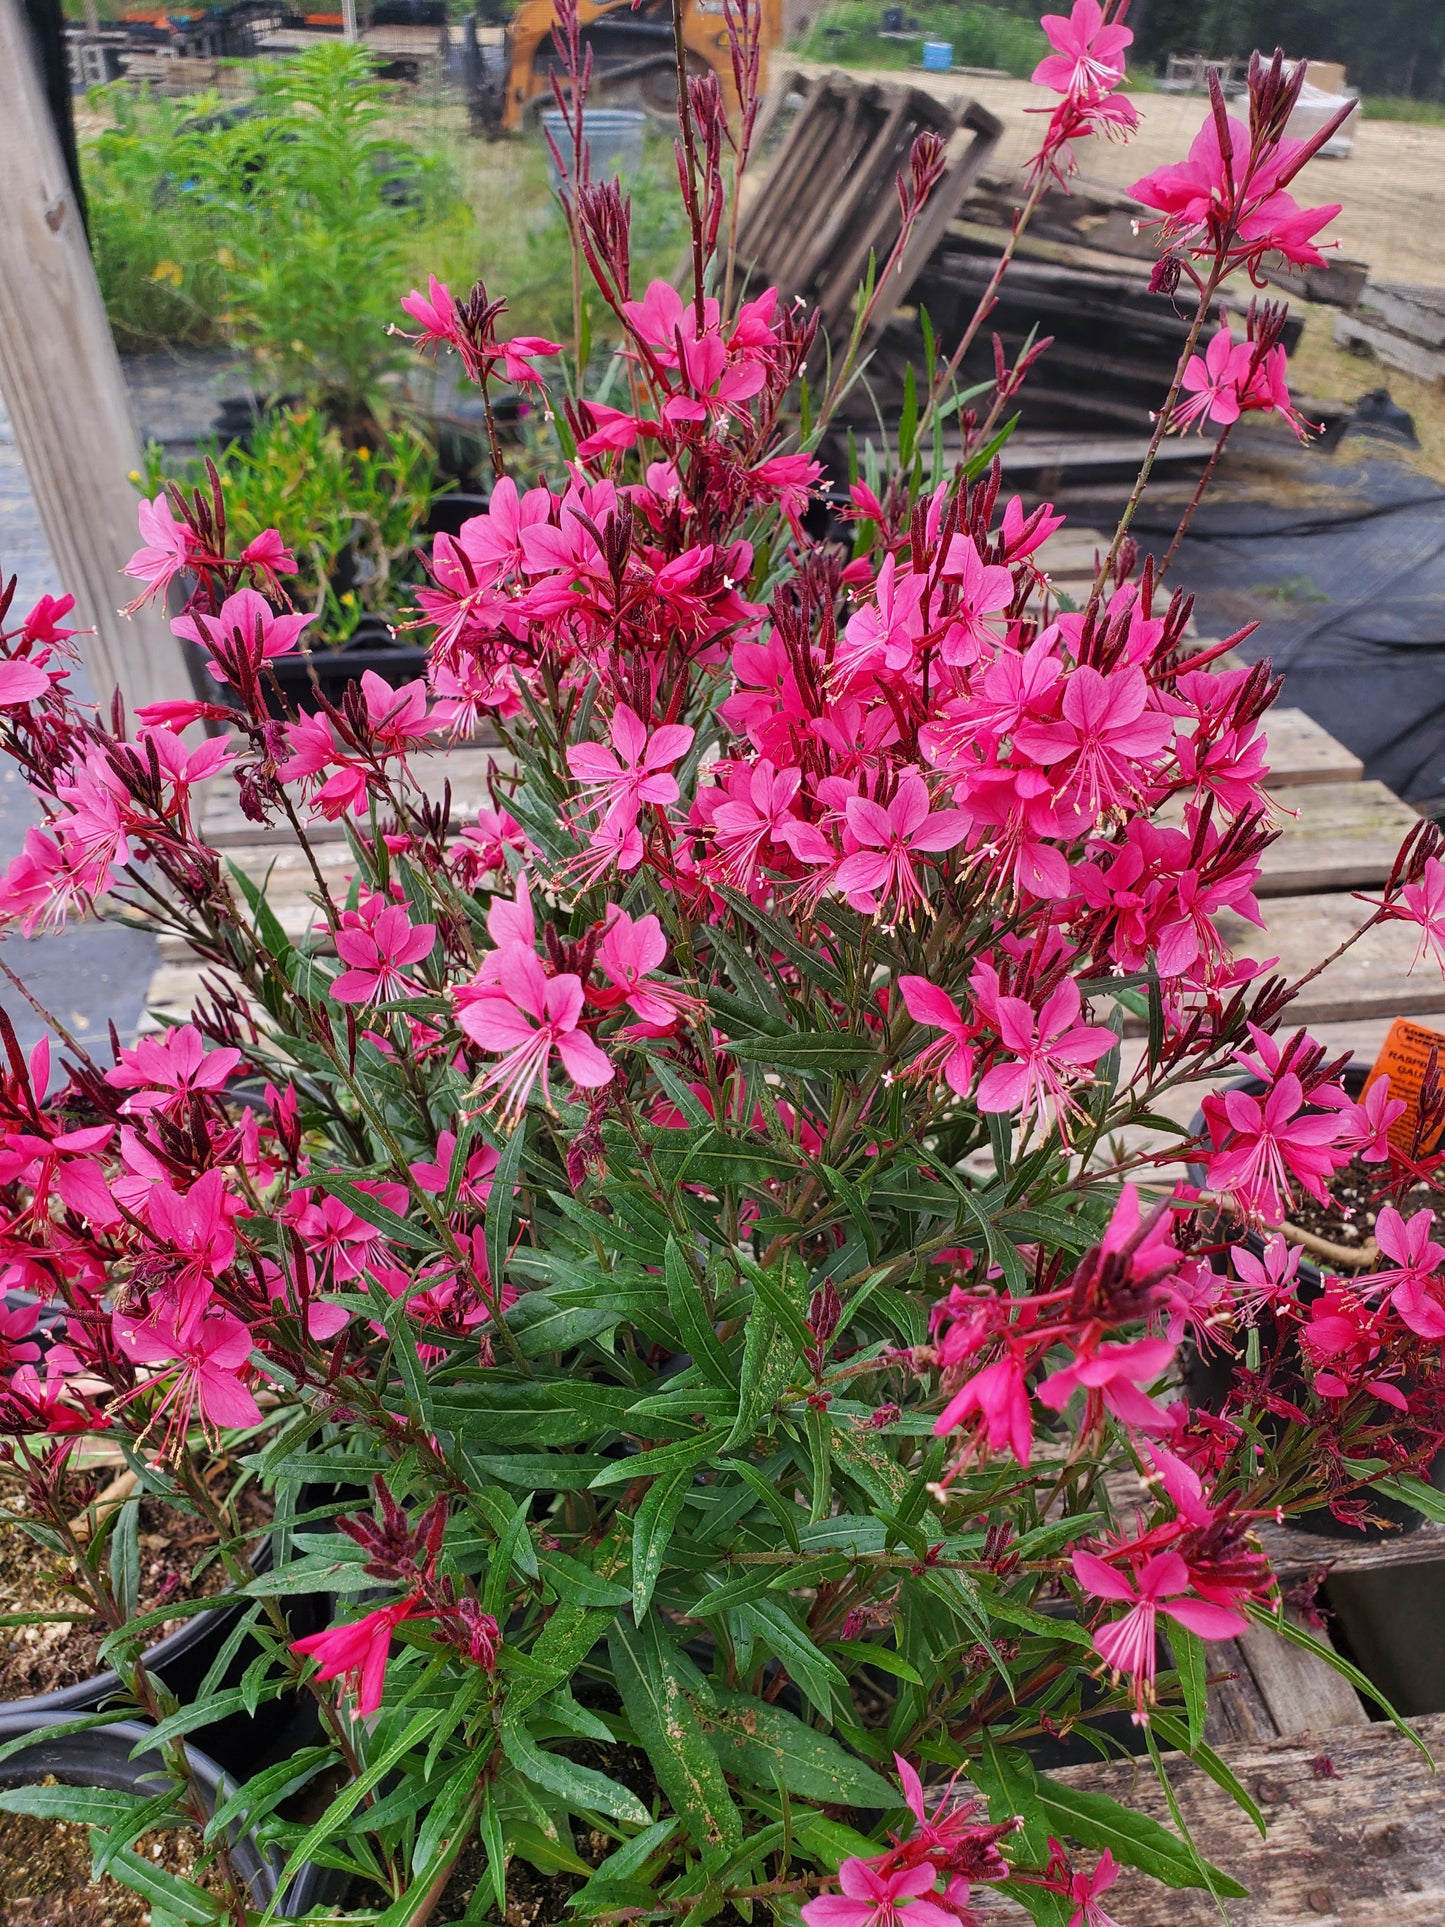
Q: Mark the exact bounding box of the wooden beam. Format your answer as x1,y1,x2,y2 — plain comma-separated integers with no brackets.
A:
1214,893,1445,1029
1261,709,1363,787
1252,781,1417,897
1049,1715,1445,1925
0,0,192,716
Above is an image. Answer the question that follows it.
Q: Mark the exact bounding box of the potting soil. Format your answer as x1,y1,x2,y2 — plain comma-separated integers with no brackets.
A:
0,1470,271,1698
0,1803,230,1926
1281,1152,1434,1259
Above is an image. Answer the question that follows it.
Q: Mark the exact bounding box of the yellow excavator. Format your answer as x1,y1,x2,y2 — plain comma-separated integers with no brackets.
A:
478,0,785,133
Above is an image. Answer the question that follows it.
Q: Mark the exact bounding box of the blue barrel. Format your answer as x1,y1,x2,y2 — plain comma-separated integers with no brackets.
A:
921,39,953,70
540,108,647,187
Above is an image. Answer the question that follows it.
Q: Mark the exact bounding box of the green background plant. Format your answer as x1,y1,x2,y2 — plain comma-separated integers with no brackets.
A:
81,52,690,387
145,407,441,643
796,1,1045,76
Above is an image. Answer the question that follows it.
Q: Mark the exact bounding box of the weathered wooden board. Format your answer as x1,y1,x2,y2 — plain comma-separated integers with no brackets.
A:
1253,782,1417,896
1333,310,1445,384
1212,893,1445,1029
1260,711,1363,787
1233,1618,1370,1738
1258,1516,1445,1580
1049,1714,1445,1925
1357,282,1445,350
200,743,513,849
994,434,1213,476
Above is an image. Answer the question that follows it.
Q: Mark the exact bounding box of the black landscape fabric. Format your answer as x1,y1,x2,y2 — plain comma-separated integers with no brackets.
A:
1138,446,1445,810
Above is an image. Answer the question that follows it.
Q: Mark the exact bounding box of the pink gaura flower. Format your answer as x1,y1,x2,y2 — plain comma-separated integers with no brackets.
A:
172,588,315,684
800,1858,959,1927
0,658,53,707
938,536,1013,667
1202,1074,1348,1224
1038,1333,1175,1436
1301,1287,1407,1407
292,1594,428,1717
974,979,1115,1136
106,1024,242,1117
410,1130,500,1209
575,402,659,460
566,704,695,832
1172,324,1251,432
1336,1073,1405,1163
331,903,437,1006
594,909,699,1034
1129,113,1342,268
898,976,976,1098
1387,854,1445,972
837,554,927,678
142,1168,239,1338
1072,1548,1246,1721
1013,663,1173,816
113,1301,262,1437
293,1182,409,1283
834,773,969,919
1032,0,1131,97
707,758,808,886
1358,1207,1445,1338
1231,1232,1305,1324
1054,1845,1125,1927
21,593,78,646
123,492,194,611
398,275,463,354
934,1355,1033,1466
499,335,562,385
455,948,613,1121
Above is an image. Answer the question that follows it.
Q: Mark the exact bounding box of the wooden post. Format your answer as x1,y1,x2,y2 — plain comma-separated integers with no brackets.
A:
0,0,193,717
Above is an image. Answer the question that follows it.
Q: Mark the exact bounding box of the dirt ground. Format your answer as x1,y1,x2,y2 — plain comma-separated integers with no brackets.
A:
790,60,1445,290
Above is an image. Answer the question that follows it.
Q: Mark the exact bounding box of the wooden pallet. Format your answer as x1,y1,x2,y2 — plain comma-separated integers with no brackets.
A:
1238,781,1416,897
735,69,1001,353
1050,1715,1445,1925
199,740,511,850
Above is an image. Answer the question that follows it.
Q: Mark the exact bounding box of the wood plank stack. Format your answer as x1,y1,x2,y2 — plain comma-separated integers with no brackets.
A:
1335,282,1445,384
735,70,1002,356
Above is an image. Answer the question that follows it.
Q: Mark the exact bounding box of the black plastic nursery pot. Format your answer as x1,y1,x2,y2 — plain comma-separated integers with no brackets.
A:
425,491,491,539
0,1480,329,1777
0,1712,336,1916
257,620,432,720
1185,1059,1427,1540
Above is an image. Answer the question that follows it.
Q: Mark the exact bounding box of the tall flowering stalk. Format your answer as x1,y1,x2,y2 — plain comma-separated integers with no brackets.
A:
0,19,1441,1926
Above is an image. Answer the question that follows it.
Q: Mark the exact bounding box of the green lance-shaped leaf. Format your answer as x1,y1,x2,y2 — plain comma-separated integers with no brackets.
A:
700,1690,898,1809
608,1616,741,1850
631,1450,705,1623
663,1234,736,1389
502,1719,651,1825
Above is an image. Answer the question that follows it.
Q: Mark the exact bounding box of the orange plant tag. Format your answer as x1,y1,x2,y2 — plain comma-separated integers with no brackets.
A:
1361,1018,1445,1156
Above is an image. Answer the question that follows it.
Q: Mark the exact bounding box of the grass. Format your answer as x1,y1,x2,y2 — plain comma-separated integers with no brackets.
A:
1359,95,1445,127
795,0,1044,78
1287,293,1445,487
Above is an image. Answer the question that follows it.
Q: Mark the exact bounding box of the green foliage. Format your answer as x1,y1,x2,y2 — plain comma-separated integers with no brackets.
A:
1130,0,1445,99
191,46,440,414
145,406,441,643
82,48,468,411
82,87,233,349
797,0,1046,77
